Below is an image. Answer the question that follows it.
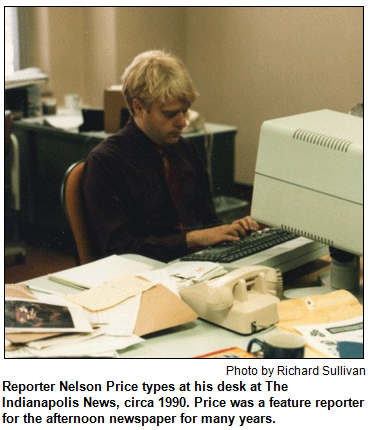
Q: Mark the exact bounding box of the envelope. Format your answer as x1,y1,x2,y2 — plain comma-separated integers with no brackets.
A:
134,284,197,336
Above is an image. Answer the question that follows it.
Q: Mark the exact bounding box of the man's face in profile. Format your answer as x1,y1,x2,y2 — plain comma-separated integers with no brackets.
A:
134,98,190,146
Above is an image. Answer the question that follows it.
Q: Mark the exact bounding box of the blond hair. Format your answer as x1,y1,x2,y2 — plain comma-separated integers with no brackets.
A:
121,50,197,114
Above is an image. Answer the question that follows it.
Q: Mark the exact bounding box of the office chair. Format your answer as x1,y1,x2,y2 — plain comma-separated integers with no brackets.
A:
61,160,98,265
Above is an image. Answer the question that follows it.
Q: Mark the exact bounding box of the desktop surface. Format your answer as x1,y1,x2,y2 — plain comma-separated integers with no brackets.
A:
19,253,362,359
120,319,272,359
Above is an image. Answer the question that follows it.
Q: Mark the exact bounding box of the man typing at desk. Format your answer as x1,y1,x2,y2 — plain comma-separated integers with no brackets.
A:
81,50,258,262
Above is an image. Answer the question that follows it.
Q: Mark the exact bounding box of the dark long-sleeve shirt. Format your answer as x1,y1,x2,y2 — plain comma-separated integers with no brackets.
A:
81,119,221,262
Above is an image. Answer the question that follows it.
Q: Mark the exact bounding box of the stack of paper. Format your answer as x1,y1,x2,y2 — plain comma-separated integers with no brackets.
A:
295,316,363,358
7,328,143,358
5,67,48,90
167,261,227,285
5,280,146,358
5,255,200,358
43,111,84,131
47,254,154,289
66,274,154,312
277,289,363,358
140,261,227,294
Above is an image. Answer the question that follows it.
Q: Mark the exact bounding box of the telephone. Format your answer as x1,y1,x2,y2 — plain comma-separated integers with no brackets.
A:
179,266,283,334
183,109,205,133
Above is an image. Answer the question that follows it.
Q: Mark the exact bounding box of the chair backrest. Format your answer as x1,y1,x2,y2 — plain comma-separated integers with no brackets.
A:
61,160,96,265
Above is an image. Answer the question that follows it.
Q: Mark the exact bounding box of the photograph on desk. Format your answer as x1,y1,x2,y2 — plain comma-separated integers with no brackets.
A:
5,285,92,334
6,299,75,330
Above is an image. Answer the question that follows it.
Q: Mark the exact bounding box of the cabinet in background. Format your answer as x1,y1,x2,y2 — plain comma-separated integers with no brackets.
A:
14,119,237,233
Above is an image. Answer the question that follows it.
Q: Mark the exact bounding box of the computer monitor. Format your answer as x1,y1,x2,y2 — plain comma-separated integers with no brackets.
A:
251,109,363,293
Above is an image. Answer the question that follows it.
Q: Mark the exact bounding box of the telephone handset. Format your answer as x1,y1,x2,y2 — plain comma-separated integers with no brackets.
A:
179,266,282,334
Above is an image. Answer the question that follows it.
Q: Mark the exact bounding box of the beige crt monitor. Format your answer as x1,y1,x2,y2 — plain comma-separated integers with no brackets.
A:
251,109,363,257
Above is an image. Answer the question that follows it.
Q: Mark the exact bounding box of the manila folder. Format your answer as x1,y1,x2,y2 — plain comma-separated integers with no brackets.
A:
134,284,197,336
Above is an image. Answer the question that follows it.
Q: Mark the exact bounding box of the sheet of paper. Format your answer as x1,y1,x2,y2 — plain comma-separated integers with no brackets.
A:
5,284,36,300
87,294,142,335
167,261,226,284
18,327,143,357
277,290,362,333
48,254,154,289
27,326,140,351
43,113,83,130
65,274,153,311
5,348,34,358
140,262,227,292
28,334,143,357
139,268,180,296
5,347,119,359
295,315,363,358
90,350,119,358
5,67,48,89
27,328,104,350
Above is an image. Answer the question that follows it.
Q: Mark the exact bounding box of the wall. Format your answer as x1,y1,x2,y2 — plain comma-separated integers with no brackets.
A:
115,7,187,76
22,6,363,185
186,7,363,184
84,7,187,107
23,7,187,109
24,7,88,104
84,7,117,107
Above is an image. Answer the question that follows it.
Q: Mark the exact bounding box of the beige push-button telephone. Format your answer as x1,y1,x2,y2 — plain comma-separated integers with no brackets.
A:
179,266,282,334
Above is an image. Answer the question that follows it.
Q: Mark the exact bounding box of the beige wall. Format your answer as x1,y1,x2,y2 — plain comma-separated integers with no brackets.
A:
25,7,87,102
23,6,363,185
84,7,118,107
24,7,187,107
115,7,187,75
186,7,363,183
84,7,187,107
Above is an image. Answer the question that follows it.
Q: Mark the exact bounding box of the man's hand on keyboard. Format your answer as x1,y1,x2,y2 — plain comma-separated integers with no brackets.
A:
185,217,259,250
182,228,297,263
186,224,243,249
232,216,259,234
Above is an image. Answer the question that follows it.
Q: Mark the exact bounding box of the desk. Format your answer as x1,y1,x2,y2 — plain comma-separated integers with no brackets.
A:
23,270,274,359
13,119,237,232
21,255,363,358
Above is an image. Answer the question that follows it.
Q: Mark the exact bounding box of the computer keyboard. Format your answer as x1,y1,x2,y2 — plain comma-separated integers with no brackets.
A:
181,229,299,263
176,228,329,273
